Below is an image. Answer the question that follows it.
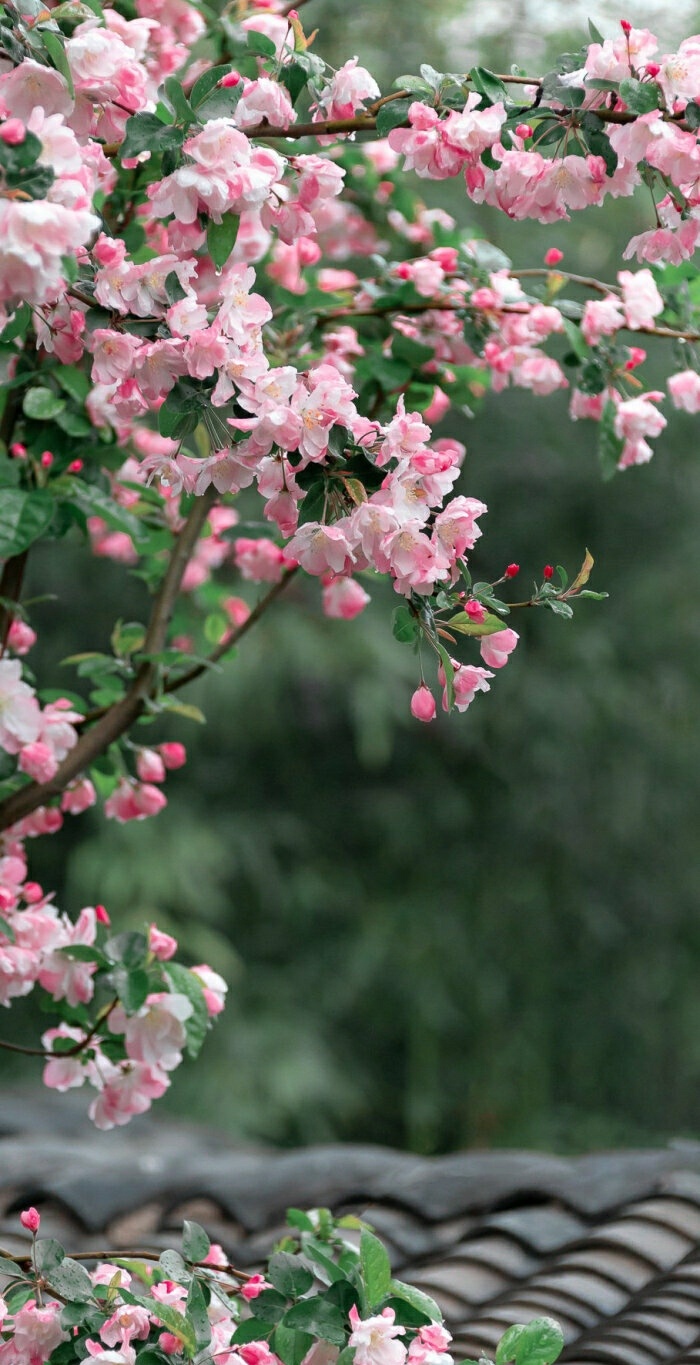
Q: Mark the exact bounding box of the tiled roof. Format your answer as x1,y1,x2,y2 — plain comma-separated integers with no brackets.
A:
4,1094,700,1365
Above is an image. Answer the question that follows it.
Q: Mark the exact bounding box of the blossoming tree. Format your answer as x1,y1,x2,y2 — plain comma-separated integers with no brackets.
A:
2,0,700,1118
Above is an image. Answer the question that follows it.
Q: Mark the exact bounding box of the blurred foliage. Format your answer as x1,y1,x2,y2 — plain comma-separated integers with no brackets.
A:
5,0,700,1152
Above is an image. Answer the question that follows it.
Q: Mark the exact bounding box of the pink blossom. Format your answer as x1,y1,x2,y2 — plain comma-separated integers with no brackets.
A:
104,778,168,822
18,742,58,783
191,963,227,1015
314,58,380,122
285,524,355,577
4,1299,66,1364
480,628,519,669
89,1061,169,1129
240,1275,273,1302
42,1025,89,1092
618,268,664,330
668,369,700,412
111,992,193,1070
61,778,97,815
6,620,36,656
149,924,178,960
581,296,624,346
19,1207,40,1233
322,575,371,619
136,748,166,783
410,685,436,723
613,392,667,442
234,537,289,582
0,660,41,755
234,77,296,130
348,1306,406,1365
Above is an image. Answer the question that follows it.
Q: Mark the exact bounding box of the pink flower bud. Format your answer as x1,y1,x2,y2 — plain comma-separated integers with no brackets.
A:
222,596,251,628
23,882,43,904
410,685,436,723
505,563,520,578
645,62,660,76
159,742,187,770
625,346,646,371
515,123,532,138
465,599,487,622
10,443,26,459
40,451,54,469
68,459,84,474
20,1208,40,1233
544,248,564,266
219,70,241,87
95,904,110,925
7,619,36,655
149,923,178,960
620,19,632,34
0,119,26,145
240,1275,272,1302
543,564,554,580
136,748,166,784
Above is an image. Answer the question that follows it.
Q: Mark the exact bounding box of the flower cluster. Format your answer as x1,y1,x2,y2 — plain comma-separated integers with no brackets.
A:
0,1207,564,1365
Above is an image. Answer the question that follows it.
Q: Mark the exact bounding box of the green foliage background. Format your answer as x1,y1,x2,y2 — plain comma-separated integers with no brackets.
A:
5,0,700,1152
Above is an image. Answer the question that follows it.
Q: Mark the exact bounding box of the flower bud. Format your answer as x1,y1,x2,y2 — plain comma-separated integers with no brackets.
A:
620,19,632,33
410,685,436,723
465,599,487,622
95,904,110,925
67,459,84,474
0,119,25,145
10,443,26,459
505,563,520,578
543,564,554,580
40,451,54,469
20,1208,40,1234
544,248,564,266
159,742,187,770
515,123,532,139
219,70,241,87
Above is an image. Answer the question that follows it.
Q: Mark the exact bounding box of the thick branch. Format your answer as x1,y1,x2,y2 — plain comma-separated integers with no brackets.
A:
0,488,217,833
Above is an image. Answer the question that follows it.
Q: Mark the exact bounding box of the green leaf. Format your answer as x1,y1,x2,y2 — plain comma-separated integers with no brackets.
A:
35,1240,66,1275
268,1252,314,1299
619,77,659,114
447,611,508,638
287,1208,315,1232
561,318,589,362
436,643,455,711
54,365,91,405
360,1229,391,1309
160,1249,188,1279
419,64,442,90
163,961,210,1058
182,1220,210,1264
274,1325,315,1365
392,605,419,645
391,333,434,368
121,112,185,160
686,100,700,129
469,66,508,104
49,1257,94,1302
247,29,276,56
195,82,243,120
0,302,31,343
163,75,193,123
190,64,231,108
104,930,148,969
583,123,618,176
186,1275,212,1350
232,1319,274,1345
62,479,146,543
207,212,239,269
0,490,54,557
159,696,207,724
496,1318,564,1365
598,399,623,481
376,98,412,136
23,386,65,420
282,1298,347,1346
251,1290,289,1324
124,1290,196,1355
165,270,187,305
0,1255,27,1278
298,481,328,527
588,19,605,44
41,29,74,96
112,965,150,1013
0,913,15,942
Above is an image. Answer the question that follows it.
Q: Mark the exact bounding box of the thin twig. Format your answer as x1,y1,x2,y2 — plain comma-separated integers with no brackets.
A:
163,567,299,694
0,998,118,1059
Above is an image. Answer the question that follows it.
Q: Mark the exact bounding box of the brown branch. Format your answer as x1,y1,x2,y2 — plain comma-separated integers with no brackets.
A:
163,566,299,694
0,997,118,1059
0,488,218,833
5,1246,250,1281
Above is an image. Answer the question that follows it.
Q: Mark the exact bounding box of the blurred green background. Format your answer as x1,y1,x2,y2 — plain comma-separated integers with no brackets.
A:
5,0,700,1153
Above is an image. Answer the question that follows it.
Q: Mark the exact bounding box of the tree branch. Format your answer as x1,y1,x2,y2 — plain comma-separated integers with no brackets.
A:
163,566,299,694
0,997,118,1058
0,488,218,833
